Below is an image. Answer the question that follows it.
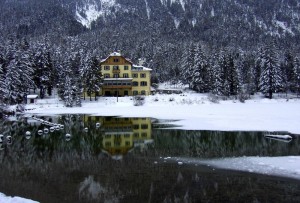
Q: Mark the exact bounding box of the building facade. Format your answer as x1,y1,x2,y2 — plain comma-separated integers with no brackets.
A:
100,52,152,96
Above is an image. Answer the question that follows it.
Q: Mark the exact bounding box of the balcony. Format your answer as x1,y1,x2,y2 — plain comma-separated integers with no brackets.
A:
112,69,120,74
103,78,133,89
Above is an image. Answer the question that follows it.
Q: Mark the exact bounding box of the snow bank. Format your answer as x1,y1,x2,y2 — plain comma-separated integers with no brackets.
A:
0,193,39,203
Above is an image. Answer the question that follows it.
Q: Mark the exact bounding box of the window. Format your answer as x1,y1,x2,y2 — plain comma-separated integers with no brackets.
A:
124,66,129,70
124,90,129,96
105,142,111,147
104,74,110,78
113,58,119,62
132,81,138,86
141,133,147,137
113,74,119,78
125,141,131,146
140,81,147,86
133,124,139,129
134,133,139,138
141,124,148,129
104,66,110,70
114,141,121,147
133,91,138,95
113,66,119,70
141,90,146,95
140,73,146,78
123,73,129,78
132,73,138,78
124,134,130,138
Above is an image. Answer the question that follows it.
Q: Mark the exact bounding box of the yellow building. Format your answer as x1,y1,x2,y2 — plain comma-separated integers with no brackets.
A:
100,52,152,96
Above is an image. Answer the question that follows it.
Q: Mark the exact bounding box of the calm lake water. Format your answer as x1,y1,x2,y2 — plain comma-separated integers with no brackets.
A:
0,115,300,203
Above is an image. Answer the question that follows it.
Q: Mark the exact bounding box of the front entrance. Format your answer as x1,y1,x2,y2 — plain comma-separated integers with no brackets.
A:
105,91,111,96
124,91,128,96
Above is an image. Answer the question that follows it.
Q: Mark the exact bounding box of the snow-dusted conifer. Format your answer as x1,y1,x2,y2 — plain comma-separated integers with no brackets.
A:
63,73,75,107
180,43,195,87
191,43,210,93
211,57,223,96
281,51,296,93
83,54,102,101
259,42,283,99
294,57,300,96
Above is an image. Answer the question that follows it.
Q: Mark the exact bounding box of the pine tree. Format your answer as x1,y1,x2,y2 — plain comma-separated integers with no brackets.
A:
294,57,300,97
180,43,195,87
83,55,102,101
227,53,239,96
32,47,55,98
191,44,210,93
281,51,295,93
259,42,283,99
63,72,75,107
211,58,223,96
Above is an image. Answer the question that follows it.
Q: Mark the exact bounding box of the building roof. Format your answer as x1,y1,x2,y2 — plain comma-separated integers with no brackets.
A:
100,52,133,65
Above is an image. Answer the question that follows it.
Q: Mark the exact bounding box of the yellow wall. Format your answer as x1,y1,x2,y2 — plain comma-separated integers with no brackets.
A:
131,70,151,96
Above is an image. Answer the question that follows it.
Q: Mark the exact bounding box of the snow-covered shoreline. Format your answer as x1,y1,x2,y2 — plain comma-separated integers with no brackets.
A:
23,93,300,134
0,193,38,203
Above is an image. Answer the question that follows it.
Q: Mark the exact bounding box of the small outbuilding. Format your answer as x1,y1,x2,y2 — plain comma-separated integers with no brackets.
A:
26,95,38,104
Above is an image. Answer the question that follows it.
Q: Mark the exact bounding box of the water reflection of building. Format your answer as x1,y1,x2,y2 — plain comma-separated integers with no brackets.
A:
100,117,153,159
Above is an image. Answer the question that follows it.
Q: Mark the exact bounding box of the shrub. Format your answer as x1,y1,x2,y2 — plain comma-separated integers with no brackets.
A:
207,93,220,103
133,95,145,106
169,97,175,102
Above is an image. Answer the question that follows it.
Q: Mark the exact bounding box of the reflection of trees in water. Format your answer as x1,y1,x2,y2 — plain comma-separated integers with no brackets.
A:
152,129,300,158
0,116,300,202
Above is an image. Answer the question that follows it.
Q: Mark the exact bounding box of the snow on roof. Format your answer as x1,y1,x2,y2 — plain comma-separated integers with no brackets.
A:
100,52,133,64
104,78,133,81
27,95,38,99
132,65,152,71
110,52,121,57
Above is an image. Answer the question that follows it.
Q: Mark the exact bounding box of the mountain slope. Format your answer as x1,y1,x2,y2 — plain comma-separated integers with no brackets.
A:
70,0,300,50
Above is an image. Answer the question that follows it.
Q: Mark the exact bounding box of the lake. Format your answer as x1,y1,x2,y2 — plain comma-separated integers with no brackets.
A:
0,115,300,203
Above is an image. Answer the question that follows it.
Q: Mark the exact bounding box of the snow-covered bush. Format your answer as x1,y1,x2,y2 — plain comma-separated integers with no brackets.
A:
238,91,250,103
180,98,193,105
133,96,145,106
16,104,25,112
169,97,175,102
207,93,220,103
